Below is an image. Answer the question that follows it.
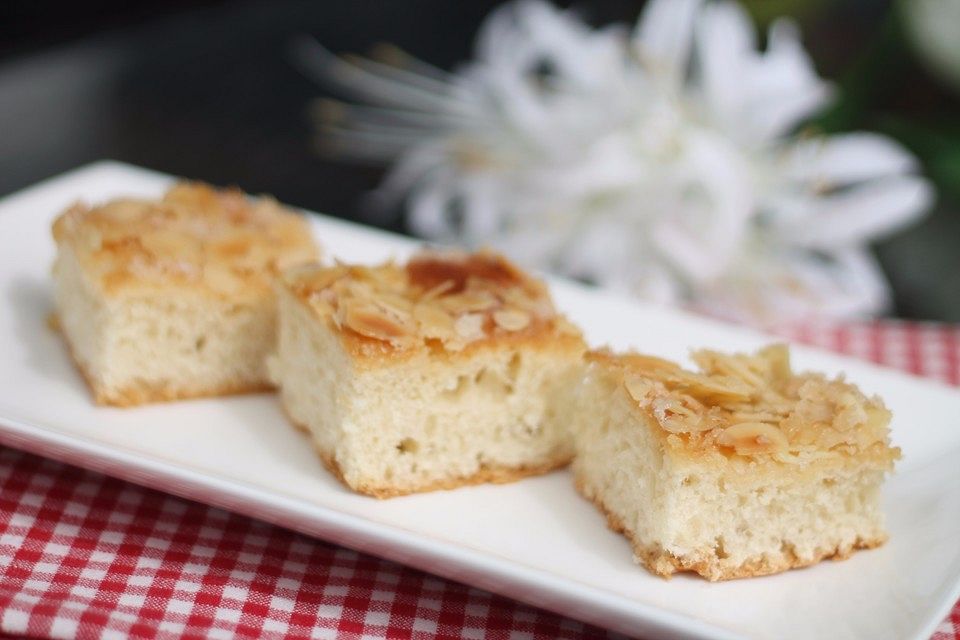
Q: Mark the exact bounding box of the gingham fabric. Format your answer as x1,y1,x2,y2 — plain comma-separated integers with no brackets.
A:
0,320,956,640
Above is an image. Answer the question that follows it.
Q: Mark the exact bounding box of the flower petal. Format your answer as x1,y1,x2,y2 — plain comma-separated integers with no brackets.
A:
562,215,641,290
650,130,754,282
782,175,933,248
696,9,830,143
740,19,832,140
828,247,892,316
696,246,891,321
633,0,701,85
697,0,756,128
460,176,505,240
495,222,571,269
781,132,920,185
632,263,682,304
293,38,459,112
407,169,459,240
775,247,891,318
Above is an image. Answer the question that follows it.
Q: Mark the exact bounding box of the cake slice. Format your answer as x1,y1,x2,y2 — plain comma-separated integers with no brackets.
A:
51,182,319,406
569,344,899,581
271,249,586,497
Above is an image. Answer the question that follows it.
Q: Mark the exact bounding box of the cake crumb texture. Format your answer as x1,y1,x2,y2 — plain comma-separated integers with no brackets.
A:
274,250,586,497
51,182,319,406
571,345,899,581
52,181,318,299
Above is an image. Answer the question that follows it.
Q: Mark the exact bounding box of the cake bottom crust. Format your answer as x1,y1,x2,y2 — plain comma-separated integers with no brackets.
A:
320,450,571,499
287,412,571,499
574,476,887,582
59,328,272,407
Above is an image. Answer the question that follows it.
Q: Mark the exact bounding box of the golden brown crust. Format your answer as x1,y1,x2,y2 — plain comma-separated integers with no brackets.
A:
280,249,585,366
589,345,899,469
93,379,274,408
54,318,272,407
52,182,319,300
573,475,886,582
317,447,572,499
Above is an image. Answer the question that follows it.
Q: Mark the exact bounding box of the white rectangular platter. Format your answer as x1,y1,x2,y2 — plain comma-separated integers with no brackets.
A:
0,161,958,640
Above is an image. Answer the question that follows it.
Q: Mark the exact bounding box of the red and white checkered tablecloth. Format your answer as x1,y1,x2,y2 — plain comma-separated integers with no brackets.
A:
0,320,957,640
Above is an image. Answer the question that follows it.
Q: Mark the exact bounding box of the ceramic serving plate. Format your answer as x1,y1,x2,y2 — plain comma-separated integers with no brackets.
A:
1,161,958,640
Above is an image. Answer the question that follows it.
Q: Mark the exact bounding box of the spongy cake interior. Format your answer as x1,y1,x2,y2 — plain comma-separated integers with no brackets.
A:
571,372,889,581
49,182,319,406
568,347,898,581
273,286,580,497
54,244,276,406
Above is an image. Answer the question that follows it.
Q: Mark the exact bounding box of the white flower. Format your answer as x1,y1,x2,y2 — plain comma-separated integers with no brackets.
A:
299,0,933,321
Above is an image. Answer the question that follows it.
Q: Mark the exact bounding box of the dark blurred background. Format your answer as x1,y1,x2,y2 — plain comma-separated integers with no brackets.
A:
1,0,958,319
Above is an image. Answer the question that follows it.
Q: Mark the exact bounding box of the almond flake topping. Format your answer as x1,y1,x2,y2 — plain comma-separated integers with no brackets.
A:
286,249,578,351
605,344,898,464
492,309,531,332
716,422,790,455
52,182,318,296
454,313,485,340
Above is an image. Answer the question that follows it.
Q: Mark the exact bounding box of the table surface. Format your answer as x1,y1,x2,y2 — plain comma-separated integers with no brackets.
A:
0,318,957,640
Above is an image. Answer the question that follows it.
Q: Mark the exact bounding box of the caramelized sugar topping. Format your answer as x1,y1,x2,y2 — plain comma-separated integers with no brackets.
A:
52,182,318,297
595,345,899,465
406,253,524,293
286,250,580,352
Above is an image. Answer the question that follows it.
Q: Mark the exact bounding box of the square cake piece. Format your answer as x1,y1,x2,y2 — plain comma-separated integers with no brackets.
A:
272,250,586,497
570,345,899,581
51,182,319,406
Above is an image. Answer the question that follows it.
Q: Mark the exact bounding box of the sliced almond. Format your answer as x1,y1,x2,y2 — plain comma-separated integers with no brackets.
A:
375,291,416,318
283,250,561,351
621,354,682,373
650,395,718,433
656,370,754,403
492,309,530,332
454,313,485,341
717,422,789,455
691,349,768,389
554,317,581,336
623,376,657,405
419,279,456,301
441,290,498,314
413,302,454,339
341,300,414,345
759,343,791,382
